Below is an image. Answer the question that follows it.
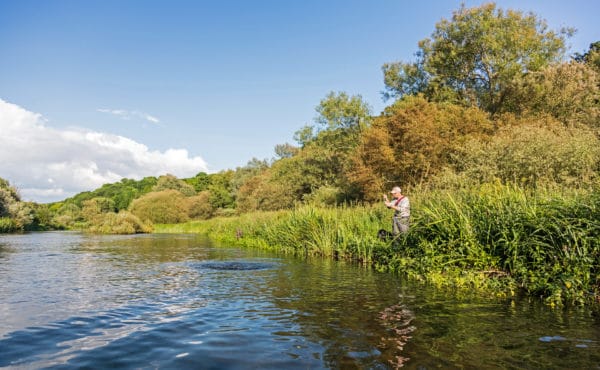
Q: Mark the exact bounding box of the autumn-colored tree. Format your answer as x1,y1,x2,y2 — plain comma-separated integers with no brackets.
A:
349,96,493,200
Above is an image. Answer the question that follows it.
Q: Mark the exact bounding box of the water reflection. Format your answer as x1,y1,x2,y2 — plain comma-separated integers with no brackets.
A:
0,232,598,369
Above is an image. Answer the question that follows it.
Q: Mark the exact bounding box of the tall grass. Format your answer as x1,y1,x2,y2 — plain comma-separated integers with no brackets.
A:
156,183,600,306
157,205,387,262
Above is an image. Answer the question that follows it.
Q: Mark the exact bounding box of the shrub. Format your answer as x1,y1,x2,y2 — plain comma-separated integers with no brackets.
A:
453,118,600,187
0,217,17,233
129,190,189,224
186,191,214,220
89,211,152,234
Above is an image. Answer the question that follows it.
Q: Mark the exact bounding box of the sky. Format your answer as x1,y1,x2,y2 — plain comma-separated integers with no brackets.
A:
1,0,598,203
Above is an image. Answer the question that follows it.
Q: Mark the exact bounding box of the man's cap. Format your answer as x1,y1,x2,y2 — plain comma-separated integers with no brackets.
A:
390,186,401,194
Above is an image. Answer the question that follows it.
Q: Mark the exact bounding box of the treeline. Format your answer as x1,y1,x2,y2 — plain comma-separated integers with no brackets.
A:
2,3,600,235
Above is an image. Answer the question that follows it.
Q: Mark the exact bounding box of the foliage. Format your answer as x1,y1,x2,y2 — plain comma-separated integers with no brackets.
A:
158,184,600,306
282,91,374,203
574,41,600,73
236,169,292,212
153,174,196,196
185,172,211,192
60,176,157,210
273,143,299,159
0,177,34,232
207,170,235,209
349,96,493,200
452,117,600,187
185,191,214,220
88,211,152,234
129,190,190,224
382,3,571,114
157,204,385,263
0,217,17,233
509,62,600,126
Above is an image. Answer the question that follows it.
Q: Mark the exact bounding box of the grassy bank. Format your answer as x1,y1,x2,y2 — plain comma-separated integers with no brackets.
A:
155,183,600,307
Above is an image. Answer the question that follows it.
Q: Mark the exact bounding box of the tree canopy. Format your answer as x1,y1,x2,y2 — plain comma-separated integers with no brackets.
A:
383,3,572,114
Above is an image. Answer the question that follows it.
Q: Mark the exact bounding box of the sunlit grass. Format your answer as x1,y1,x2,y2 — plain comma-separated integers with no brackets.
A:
156,183,600,306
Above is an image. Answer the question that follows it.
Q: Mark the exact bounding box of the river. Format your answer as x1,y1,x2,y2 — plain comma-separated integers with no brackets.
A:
0,232,598,369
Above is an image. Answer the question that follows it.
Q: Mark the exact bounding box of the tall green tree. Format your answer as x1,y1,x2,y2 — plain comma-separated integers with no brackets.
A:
383,3,572,114
296,91,372,150
287,91,372,202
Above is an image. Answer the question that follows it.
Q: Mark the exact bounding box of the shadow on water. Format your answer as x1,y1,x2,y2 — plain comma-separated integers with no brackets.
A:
197,260,276,271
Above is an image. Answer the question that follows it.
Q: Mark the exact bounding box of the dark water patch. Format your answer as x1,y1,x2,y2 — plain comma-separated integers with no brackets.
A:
198,260,276,271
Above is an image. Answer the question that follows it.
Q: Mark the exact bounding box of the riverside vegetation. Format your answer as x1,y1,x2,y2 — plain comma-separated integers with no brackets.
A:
156,184,600,307
2,3,599,306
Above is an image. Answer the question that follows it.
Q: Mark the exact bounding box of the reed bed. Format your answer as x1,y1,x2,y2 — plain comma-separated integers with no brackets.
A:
156,183,600,306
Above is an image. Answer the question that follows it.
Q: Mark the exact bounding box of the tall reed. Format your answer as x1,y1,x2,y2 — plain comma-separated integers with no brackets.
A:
156,184,600,306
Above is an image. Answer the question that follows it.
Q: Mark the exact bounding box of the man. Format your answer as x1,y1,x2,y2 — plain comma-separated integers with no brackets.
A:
383,186,410,235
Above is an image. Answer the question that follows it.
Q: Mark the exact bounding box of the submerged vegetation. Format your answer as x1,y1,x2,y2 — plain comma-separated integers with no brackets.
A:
2,4,600,305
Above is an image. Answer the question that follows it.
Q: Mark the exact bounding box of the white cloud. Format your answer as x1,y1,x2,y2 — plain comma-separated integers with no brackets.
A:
97,108,161,124
0,99,208,203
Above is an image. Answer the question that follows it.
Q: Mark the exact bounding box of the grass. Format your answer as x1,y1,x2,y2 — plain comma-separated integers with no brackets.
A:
156,183,600,307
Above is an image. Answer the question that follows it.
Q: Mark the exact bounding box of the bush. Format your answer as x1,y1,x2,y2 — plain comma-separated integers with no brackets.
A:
186,191,214,220
453,118,600,187
129,190,189,224
89,211,152,234
0,217,17,233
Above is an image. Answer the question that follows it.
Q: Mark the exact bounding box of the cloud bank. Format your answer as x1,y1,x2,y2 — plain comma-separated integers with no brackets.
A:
0,99,208,203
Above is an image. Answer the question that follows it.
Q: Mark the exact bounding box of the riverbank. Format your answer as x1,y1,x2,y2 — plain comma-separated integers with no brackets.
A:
155,183,600,307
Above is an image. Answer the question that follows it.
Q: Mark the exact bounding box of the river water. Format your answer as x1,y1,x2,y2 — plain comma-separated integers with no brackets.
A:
0,232,598,369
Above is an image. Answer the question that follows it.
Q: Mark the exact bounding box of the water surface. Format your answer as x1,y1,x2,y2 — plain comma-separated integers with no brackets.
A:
0,232,598,369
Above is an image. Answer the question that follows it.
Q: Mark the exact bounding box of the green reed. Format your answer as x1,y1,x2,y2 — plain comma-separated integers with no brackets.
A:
156,184,600,306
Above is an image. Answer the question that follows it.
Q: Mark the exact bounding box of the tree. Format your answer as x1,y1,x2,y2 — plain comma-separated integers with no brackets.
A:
186,172,211,192
383,3,572,114
510,61,599,127
349,95,493,200
574,41,600,73
285,92,373,202
274,143,299,159
0,177,34,231
207,170,235,209
81,197,116,223
298,91,372,150
452,117,600,187
153,174,196,196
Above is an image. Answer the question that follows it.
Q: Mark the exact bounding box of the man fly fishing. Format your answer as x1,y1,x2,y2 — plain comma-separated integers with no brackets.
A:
383,186,410,235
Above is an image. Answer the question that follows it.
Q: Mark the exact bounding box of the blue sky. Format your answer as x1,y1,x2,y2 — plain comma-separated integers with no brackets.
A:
1,0,598,202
